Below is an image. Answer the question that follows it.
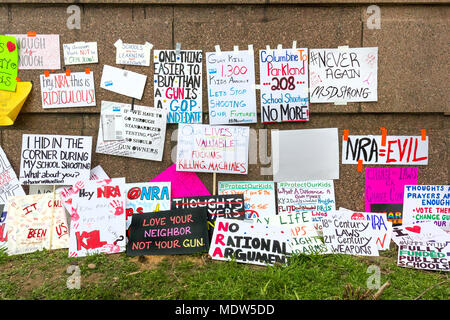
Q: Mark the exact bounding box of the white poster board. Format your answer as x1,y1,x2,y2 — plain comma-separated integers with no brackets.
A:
63,42,98,65
115,39,152,66
100,65,147,100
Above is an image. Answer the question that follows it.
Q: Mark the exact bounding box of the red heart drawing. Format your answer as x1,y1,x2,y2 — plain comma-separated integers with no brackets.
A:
65,198,73,205
6,41,16,52
405,226,421,234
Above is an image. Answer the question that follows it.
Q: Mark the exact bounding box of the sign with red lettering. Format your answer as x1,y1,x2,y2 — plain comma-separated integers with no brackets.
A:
40,71,96,109
6,193,69,255
259,48,309,123
177,124,249,174
126,207,209,256
342,135,428,165
68,179,126,257
0,145,25,204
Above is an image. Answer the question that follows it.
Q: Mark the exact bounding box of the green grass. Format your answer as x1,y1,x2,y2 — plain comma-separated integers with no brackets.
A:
0,248,447,300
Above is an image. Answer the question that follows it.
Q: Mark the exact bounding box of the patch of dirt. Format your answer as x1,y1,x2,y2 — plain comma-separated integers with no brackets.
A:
129,254,205,271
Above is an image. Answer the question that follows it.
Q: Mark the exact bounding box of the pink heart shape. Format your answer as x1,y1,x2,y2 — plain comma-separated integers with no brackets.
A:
6,41,16,53
405,226,421,234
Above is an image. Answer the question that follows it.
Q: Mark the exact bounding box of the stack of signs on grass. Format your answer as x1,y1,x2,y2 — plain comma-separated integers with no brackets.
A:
125,182,171,229
206,48,257,124
321,212,379,256
259,48,309,122
402,185,450,233
63,42,98,65
115,39,152,66
154,50,202,123
0,145,25,204
172,195,245,239
68,179,126,257
8,34,60,70
0,35,18,92
277,181,335,234
365,167,418,225
309,47,378,103
126,207,209,256
40,70,96,108
176,124,249,174
96,101,167,161
100,65,147,100
209,218,291,266
19,134,92,185
6,193,69,255
272,128,339,181
218,181,276,219
255,213,328,255
342,134,428,165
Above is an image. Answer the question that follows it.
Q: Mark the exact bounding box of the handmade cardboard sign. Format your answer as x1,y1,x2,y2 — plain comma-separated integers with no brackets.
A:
398,241,450,272
0,145,25,204
391,222,449,246
100,65,147,100
218,181,276,219
6,193,69,255
206,49,257,124
63,42,98,65
0,35,18,92
96,101,167,161
365,167,418,225
277,181,335,234
68,179,126,257
19,134,92,185
8,34,60,70
402,185,450,233
255,213,329,255
115,39,152,66
172,195,245,239
126,207,209,256
272,128,339,181
309,47,378,103
40,71,96,108
150,164,211,198
177,124,249,174
209,218,291,266
259,48,308,123
154,50,202,123
321,213,379,256
125,182,171,229
342,135,428,165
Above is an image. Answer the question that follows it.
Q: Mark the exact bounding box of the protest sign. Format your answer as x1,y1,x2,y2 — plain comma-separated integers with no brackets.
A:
100,65,147,100
8,34,60,70
19,134,92,185
259,48,308,122
68,179,126,257
89,165,109,181
0,35,18,92
398,242,450,271
63,42,98,65
0,205,6,250
6,193,69,255
342,135,428,165
150,163,211,198
206,49,257,124
255,213,328,255
391,222,449,246
322,213,379,256
365,167,418,225
154,50,202,123
277,181,335,234
126,207,209,256
125,182,171,229
218,181,276,219
0,145,25,204
309,47,378,103
272,128,339,181
115,39,152,66
209,218,291,266
40,71,96,109
172,195,245,239
402,185,450,233
96,101,167,161
177,124,249,174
